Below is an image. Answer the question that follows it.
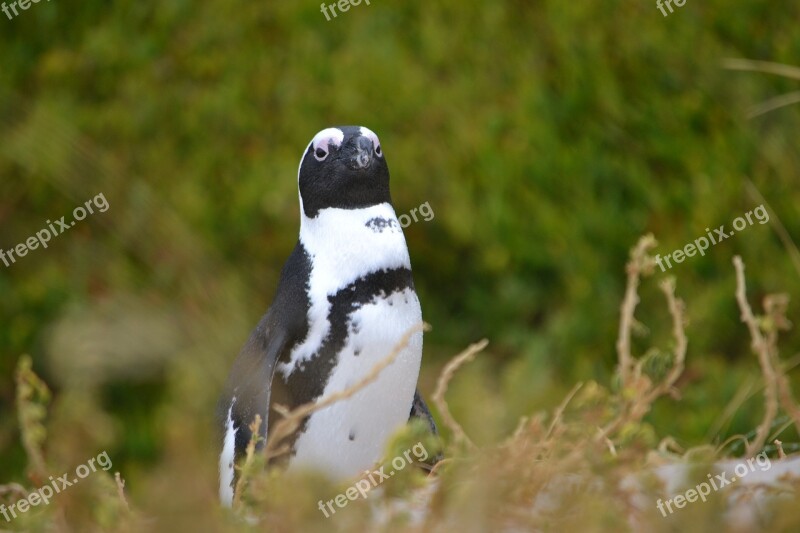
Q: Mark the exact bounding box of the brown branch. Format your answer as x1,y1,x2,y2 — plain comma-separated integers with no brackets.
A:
114,472,130,513
641,277,687,406
431,339,489,451
0,483,27,502
544,382,584,441
743,179,800,279
599,245,686,443
774,439,786,459
14,355,50,484
733,256,779,456
233,415,262,508
721,58,800,81
763,294,800,438
616,234,657,388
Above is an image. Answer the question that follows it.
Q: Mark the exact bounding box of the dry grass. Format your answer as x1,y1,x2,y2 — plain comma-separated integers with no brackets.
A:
4,236,800,531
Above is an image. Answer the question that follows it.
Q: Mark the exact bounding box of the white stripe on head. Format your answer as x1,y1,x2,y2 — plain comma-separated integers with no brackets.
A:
297,128,346,218
359,126,380,149
312,127,345,152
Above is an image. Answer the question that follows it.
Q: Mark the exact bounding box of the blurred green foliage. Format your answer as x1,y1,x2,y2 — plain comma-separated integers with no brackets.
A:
1,0,800,524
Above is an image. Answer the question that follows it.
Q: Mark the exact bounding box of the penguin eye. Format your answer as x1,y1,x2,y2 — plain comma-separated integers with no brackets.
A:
360,128,382,158
308,128,344,163
314,145,328,161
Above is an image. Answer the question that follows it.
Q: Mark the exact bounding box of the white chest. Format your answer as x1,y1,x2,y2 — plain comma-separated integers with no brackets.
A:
290,287,422,477
278,203,423,477
277,203,415,377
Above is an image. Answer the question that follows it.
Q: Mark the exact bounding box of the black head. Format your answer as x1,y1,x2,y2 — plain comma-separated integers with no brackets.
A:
298,126,391,218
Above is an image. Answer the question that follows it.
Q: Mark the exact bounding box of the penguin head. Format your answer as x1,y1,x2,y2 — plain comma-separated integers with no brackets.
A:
297,126,391,218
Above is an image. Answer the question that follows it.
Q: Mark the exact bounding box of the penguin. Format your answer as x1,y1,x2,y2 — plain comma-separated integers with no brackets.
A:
218,126,439,505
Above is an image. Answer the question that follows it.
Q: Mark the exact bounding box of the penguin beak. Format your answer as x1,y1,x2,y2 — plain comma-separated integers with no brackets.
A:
347,136,374,170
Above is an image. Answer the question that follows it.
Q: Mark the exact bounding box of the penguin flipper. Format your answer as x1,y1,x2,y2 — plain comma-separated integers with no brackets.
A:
218,243,312,504
409,389,438,435
220,312,288,457
409,389,444,469
218,310,290,505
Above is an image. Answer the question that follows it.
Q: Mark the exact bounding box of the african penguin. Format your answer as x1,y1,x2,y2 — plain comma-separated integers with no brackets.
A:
218,126,439,505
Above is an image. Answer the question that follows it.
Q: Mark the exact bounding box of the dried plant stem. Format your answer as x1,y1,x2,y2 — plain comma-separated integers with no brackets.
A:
763,294,800,437
13,357,68,533
640,278,687,406
544,382,584,441
721,58,800,81
774,439,786,459
746,91,800,119
744,179,800,279
264,322,429,462
114,472,130,513
616,235,656,388
600,236,686,443
432,339,489,451
733,256,779,456
0,483,27,501
233,415,262,508
775,372,800,436
14,355,50,484
734,257,800,455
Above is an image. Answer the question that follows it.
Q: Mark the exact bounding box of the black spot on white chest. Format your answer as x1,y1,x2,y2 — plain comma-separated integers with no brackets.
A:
365,217,401,233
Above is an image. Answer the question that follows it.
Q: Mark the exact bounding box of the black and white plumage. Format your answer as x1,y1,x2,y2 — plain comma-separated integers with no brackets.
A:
218,126,438,505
